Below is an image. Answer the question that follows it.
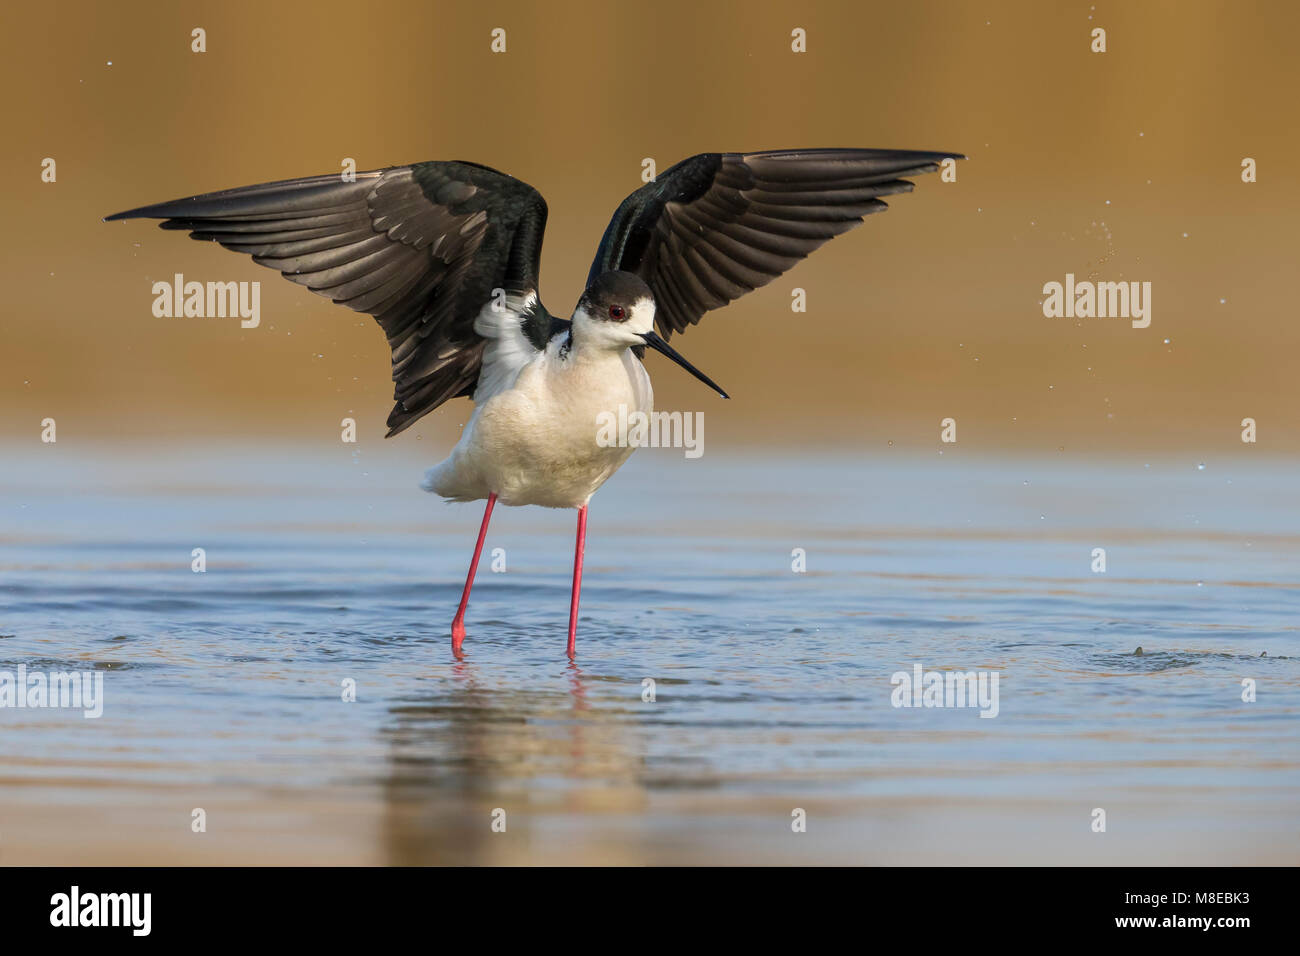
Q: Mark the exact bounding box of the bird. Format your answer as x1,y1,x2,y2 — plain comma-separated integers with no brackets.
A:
106,147,963,658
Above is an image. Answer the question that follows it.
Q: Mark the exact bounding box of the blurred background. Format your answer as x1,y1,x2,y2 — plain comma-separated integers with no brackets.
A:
3,1,1299,868
3,0,1297,454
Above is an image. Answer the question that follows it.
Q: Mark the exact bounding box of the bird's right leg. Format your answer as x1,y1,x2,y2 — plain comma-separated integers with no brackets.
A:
451,492,497,656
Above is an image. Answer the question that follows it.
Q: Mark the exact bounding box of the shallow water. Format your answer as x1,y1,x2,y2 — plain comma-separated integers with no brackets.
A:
1,445,1297,864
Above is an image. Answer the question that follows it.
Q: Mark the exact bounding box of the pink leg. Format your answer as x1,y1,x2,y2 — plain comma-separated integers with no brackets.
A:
567,505,588,659
451,493,497,657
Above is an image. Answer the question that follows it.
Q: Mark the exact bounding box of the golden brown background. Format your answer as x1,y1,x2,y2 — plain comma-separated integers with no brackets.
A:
4,0,1298,454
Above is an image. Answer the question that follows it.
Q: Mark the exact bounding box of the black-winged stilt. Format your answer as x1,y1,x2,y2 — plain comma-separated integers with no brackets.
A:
106,147,962,658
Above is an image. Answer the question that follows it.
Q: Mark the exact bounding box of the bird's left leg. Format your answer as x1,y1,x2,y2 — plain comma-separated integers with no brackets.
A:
566,504,588,659
451,492,497,657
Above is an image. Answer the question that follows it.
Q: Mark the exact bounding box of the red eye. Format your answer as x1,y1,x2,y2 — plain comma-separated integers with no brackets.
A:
609,305,625,320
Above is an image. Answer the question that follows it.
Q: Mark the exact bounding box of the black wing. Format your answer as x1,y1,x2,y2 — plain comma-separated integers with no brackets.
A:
587,148,963,338
106,162,549,436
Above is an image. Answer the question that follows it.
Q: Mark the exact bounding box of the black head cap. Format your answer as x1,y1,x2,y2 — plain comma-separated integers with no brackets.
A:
579,270,654,322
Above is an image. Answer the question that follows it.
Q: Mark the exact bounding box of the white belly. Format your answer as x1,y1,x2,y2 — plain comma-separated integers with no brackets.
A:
423,347,653,509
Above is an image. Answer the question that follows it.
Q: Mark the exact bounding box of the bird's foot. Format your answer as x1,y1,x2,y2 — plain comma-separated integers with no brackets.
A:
451,617,467,657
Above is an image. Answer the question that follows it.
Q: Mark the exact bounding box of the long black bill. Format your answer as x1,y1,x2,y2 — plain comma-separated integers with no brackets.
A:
639,331,730,399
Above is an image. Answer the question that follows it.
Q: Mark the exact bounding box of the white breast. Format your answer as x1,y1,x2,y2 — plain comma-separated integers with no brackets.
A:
422,336,653,509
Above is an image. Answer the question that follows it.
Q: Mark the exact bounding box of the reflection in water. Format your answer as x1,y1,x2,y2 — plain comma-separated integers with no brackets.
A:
380,661,649,865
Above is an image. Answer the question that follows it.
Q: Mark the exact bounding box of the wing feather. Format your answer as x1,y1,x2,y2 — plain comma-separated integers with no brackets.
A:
107,162,550,435
588,148,963,337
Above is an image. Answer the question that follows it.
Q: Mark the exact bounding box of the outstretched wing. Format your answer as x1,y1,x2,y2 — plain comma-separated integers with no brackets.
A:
587,148,963,338
106,161,549,436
